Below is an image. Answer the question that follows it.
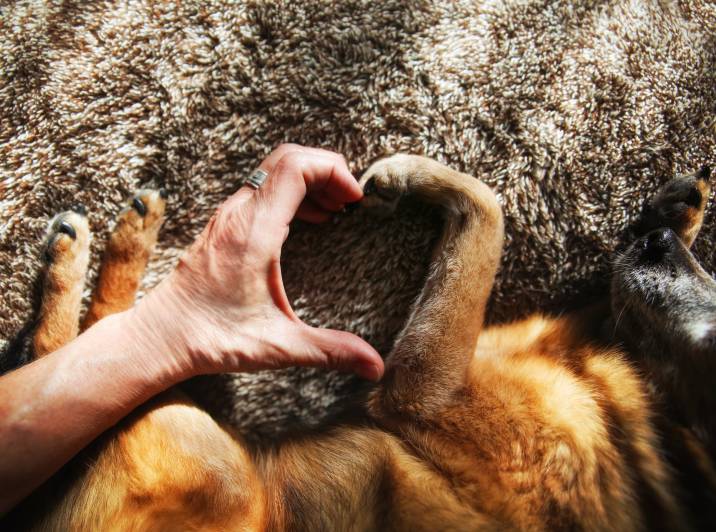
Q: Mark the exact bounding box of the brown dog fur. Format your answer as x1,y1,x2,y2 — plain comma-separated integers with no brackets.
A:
81,190,166,330
7,156,715,530
33,211,91,358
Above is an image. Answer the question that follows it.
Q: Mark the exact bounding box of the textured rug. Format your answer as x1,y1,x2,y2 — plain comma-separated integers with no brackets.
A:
1,0,714,439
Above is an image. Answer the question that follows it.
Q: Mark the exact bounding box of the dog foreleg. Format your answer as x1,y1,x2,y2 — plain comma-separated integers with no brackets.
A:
81,189,166,330
33,208,91,358
360,155,504,420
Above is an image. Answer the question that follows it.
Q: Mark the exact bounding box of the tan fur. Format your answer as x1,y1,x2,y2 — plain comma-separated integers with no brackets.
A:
33,212,90,358
681,178,710,248
40,392,266,532
82,191,166,330
11,157,711,530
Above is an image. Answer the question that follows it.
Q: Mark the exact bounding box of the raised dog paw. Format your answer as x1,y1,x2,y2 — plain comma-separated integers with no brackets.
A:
43,209,91,271
109,189,167,256
636,166,711,247
34,207,91,357
79,189,167,329
358,154,423,216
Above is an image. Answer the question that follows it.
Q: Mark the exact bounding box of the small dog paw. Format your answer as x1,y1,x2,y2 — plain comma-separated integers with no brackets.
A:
118,189,167,231
358,154,420,216
110,189,167,254
43,210,90,266
637,166,711,246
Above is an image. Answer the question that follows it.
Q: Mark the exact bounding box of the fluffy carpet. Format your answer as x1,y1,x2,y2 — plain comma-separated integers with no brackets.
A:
1,0,714,438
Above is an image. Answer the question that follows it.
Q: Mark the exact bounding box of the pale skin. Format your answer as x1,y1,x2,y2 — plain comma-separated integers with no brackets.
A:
0,145,384,515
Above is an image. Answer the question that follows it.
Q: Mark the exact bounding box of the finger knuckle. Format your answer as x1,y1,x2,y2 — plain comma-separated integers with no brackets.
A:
274,143,301,156
278,150,305,170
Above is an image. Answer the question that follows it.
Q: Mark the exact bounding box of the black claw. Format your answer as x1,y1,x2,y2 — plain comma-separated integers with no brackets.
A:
159,188,168,200
58,221,76,240
132,197,147,216
70,203,86,216
363,177,377,196
344,201,362,213
698,165,711,181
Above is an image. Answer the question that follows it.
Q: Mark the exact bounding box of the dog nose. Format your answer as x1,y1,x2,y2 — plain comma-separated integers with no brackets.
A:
643,228,675,261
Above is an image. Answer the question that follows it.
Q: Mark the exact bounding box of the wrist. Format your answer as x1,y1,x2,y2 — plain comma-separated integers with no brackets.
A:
120,285,196,384
122,269,254,378
41,312,183,425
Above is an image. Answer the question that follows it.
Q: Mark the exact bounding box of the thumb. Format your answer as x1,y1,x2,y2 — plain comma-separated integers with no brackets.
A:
298,325,384,381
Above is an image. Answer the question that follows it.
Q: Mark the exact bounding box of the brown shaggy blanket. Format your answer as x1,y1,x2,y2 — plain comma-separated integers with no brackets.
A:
1,0,714,438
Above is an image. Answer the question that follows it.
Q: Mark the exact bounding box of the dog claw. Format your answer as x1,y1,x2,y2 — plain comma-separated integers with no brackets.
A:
132,197,147,217
58,221,77,240
70,203,87,216
362,177,401,202
363,177,377,196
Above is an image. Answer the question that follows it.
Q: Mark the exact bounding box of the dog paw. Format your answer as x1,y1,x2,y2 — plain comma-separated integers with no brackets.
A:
109,189,167,256
358,154,421,216
118,188,167,232
43,209,90,263
637,166,711,247
42,209,91,288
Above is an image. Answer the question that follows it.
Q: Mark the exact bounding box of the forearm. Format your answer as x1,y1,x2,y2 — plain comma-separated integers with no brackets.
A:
0,310,186,515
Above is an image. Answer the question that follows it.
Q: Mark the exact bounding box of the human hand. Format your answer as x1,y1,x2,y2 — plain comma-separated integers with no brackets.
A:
130,145,384,382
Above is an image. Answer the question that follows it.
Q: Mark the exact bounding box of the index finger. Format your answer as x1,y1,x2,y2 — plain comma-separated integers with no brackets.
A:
257,144,348,178
255,151,362,228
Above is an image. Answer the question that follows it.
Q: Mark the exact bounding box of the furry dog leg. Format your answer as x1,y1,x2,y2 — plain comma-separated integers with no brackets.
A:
81,190,166,330
33,208,90,358
360,155,504,420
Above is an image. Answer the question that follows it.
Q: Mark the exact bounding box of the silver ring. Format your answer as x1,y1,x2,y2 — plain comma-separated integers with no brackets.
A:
244,168,268,189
